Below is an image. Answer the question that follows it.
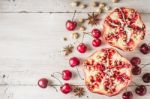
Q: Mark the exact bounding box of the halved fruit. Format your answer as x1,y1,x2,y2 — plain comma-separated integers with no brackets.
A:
103,7,146,51
83,48,132,96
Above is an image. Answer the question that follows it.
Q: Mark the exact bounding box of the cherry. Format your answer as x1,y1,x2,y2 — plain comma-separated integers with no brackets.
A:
92,39,101,47
62,70,72,80
140,43,150,54
66,20,77,31
135,85,147,96
77,43,87,53
132,66,141,75
122,91,133,99
60,83,72,94
38,78,48,88
69,57,80,67
91,29,101,38
130,57,141,66
142,73,150,83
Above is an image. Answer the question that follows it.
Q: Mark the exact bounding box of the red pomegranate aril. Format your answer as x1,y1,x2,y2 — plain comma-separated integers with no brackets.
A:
142,73,150,83
92,39,101,47
130,57,141,66
140,43,150,54
69,57,80,67
60,83,72,94
66,20,77,31
122,91,133,99
62,70,72,80
38,78,49,88
77,43,87,53
135,85,147,96
91,29,101,38
132,66,141,75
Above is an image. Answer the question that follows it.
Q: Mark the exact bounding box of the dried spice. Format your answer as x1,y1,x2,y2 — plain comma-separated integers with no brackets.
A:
86,12,100,26
72,32,80,39
63,37,67,41
73,86,85,97
63,44,74,56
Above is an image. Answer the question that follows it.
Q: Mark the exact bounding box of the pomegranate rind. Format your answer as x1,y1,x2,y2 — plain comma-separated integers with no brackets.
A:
84,48,132,96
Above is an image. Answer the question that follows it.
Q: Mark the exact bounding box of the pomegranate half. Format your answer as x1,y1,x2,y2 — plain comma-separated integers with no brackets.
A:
83,48,132,96
103,7,146,51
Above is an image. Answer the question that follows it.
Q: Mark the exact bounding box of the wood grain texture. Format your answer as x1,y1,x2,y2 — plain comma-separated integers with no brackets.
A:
0,0,150,99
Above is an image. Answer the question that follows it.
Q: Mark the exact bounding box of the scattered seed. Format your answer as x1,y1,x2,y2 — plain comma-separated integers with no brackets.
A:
72,32,80,39
79,26,86,31
96,8,102,14
99,3,106,9
104,6,111,11
63,37,67,41
80,4,87,9
112,0,119,3
78,18,85,23
91,1,99,7
70,1,80,7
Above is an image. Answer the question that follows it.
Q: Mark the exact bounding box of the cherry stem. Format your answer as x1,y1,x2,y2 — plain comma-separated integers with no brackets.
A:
72,10,76,21
141,63,150,69
76,66,84,80
51,86,58,92
51,74,63,85
131,81,138,86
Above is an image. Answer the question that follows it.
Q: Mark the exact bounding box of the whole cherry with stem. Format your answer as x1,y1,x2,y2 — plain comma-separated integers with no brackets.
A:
51,70,72,81
38,78,49,88
91,28,101,39
69,57,84,80
142,73,150,83
92,39,101,47
66,10,77,31
51,74,72,94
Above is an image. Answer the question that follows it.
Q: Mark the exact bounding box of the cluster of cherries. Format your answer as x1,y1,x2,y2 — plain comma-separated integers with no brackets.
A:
38,57,81,94
122,44,150,99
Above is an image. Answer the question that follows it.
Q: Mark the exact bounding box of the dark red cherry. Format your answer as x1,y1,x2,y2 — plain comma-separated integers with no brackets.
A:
38,78,48,88
77,43,87,53
66,20,77,31
135,85,147,96
122,91,133,99
142,73,150,83
69,57,80,67
62,70,72,80
140,43,150,54
132,66,141,75
91,29,101,38
92,39,101,47
130,57,141,66
60,83,72,94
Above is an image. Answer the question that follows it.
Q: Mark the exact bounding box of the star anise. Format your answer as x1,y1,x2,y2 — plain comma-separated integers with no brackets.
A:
86,12,100,26
73,86,85,97
63,44,74,56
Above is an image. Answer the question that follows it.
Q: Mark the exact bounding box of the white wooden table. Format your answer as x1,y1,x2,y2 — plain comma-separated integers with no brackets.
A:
0,0,150,99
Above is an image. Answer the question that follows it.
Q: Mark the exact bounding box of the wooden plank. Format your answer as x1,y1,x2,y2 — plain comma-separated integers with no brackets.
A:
0,0,150,13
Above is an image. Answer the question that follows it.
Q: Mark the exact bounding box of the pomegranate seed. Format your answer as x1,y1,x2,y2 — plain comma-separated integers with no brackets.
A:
62,70,72,80
38,78,48,88
77,43,87,53
142,73,150,83
66,20,77,31
135,85,147,96
91,29,101,38
130,57,141,66
69,57,80,67
60,83,72,94
92,39,101,47
122,91,133,99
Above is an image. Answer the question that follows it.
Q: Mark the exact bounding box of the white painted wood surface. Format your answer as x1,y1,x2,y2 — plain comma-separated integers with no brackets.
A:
0,0,150,99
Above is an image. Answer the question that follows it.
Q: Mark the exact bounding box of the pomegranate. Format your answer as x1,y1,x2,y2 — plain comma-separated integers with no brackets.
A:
83,48,132,96
103,7,146,51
